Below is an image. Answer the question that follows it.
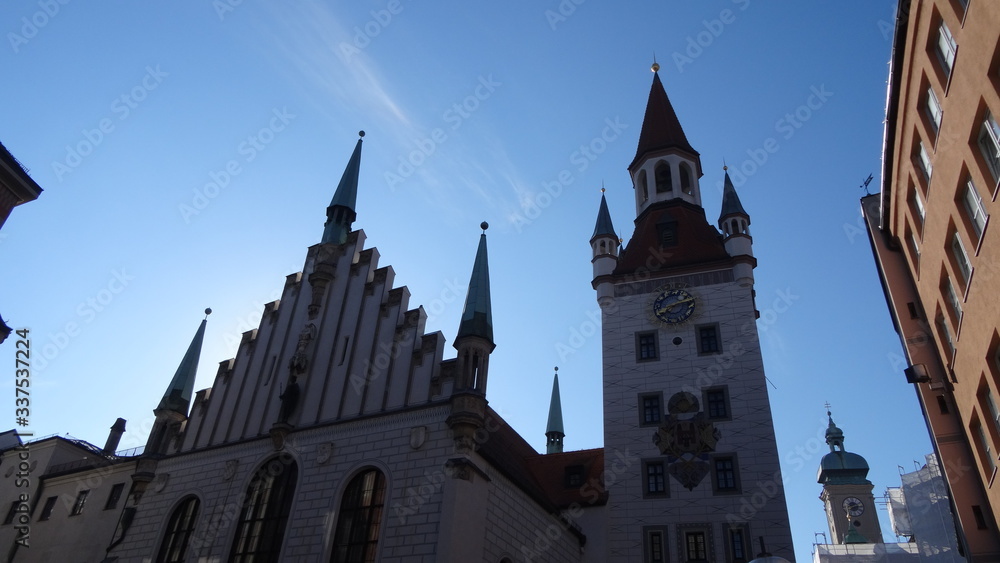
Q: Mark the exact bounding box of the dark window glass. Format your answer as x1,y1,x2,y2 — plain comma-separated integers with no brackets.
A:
331,468,387,563
686,531,707,560
730,528,747,561
643,396,661,424
646,463,665,494
707,389,728,418
105,483,125,510
230,459,298,563
649,530,664,562
156,497,200,563
38,497,57,521
70,490,90,516
655,162,672,193
715,458,737,491
638,333,658,361
698,326,720,354
565,466,585,488
3,502,18,525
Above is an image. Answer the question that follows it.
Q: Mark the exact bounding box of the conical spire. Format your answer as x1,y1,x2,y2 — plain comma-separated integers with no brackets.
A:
825,408,845,452
719,169,748,219
546,368,564,454
157,309,211,415
321,131,364,245
456,222,493,343
591,189,616,240
630,68,700,171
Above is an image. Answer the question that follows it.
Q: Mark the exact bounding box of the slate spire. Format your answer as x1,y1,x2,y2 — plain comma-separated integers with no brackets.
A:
157,309,211,416
321,131,364,245
591,189,616,241
719,169,748,220
631,66,700,172
546,368,565,454
456,222,494,344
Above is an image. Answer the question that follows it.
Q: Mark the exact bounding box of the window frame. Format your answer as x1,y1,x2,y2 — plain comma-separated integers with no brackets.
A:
696,324,722,355
642,459,669,498
925,85,943,135
727,526,750,563
711,454,741,495
950,230,973,287
685,530,709,562
704,386,731,421
3,502,18,525
636,331,659,362
229,458,299,563
156,496,200,563
960,176,988,242
105,482,126,511
330,467,388,563
643,526,669,563
941,270,963,329
70,490,90,516
639,392,664,427
978,109,1000,185
916,139,934,183
38,496,57,521
935,20,958,77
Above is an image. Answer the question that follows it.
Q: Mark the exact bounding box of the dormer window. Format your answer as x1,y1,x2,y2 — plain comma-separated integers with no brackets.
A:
655,162,672,193
658,221,678,247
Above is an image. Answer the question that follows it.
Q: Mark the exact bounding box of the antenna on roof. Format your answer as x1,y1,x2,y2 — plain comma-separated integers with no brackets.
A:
860,173,873,195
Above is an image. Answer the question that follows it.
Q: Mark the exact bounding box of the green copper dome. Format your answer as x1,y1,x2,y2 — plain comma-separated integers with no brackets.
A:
817,409,871,485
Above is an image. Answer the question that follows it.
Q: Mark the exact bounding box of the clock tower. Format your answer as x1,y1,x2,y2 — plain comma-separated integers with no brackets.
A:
817,410,883,545
593,65,793,562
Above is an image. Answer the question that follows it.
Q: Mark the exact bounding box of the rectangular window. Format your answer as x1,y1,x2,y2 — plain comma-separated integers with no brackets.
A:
659,222,678,247
641,393,663,425
564,465,585,488
3,502,18,525
942,272,962,325
984,387,1000,441
937,313,956,361
917,140,934,182
936,21,957,75
705,387,729,419
962,178,988,240
926,86,943,133
713,456,739,493
979,110,1000,182
951,231,972,284
70,490,89,516
697,325,721,354
729,528,749,563
104,483,125,510
686,531,708,561
906,223,921,271
975,420,996,474
911,187,926,226
644,461,667,497
637,332,659,362
38,496,57,521
649,531,664,562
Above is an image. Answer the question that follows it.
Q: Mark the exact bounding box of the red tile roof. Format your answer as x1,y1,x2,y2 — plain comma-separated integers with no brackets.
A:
614,200,730,276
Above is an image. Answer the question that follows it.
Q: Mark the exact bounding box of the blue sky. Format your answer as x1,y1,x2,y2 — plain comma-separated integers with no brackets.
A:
1,1,931,559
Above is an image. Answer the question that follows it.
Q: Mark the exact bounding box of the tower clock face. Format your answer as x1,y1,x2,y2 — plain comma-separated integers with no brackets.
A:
653,288,697,325
842,497,865,517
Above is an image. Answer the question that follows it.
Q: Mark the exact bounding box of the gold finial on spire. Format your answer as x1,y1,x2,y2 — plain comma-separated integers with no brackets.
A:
723,158,728,171
651,52,659,73
601,179,605,193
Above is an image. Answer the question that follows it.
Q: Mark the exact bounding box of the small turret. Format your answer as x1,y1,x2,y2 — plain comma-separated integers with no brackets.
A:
448,223,495,453
545,368,564,454
591,189,619,309
321,131,364,245
718,168,754,287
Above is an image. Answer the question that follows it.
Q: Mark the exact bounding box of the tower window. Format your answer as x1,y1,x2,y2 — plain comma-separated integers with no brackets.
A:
104,483,125,510
655,162,672,193
712,456,740,493
704,387,730,420
697,325,721,355
639,392,663,426
642,460,667,497
644,527,668,562
636,332,659,362
638,170,649,203
685,531,708,561
729,527,749,563
680,162,693,194
70,490,90,516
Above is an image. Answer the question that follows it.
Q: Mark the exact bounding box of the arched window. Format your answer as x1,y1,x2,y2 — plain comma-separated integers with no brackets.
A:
229,458,298,563
156,496,200,563
638,170,649,203
655,162,672,193
679,162,693,194
331,468,387,563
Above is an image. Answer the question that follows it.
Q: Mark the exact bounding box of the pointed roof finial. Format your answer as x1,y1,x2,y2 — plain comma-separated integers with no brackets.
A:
592,190,616,240
719,164,748,220
546,367,565,453
651,53,659,73
457,222,494,343
157,310,211,416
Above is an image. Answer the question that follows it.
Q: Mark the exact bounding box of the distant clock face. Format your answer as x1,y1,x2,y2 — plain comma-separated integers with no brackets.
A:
843,497,865,517
653,289,696,325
